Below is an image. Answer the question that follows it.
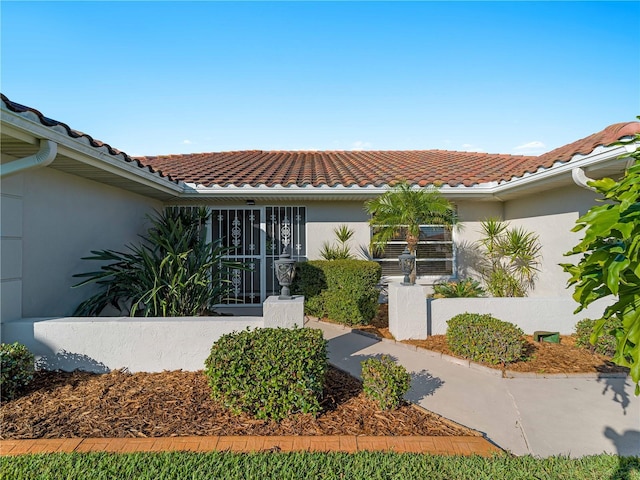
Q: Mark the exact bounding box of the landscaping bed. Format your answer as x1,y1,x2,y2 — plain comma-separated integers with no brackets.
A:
351,305,629,375
0,366,475,440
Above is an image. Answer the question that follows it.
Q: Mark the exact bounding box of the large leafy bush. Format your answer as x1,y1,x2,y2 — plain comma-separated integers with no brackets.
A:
73,207,235,316
1,342,35,401
361,355,411,410
446,313,525,365
292,260,381,325
562,132,640,393
204,327,327,421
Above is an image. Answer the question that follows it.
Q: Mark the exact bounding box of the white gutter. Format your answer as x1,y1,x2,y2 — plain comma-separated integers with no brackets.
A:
0,139,57,178
571,167,596,191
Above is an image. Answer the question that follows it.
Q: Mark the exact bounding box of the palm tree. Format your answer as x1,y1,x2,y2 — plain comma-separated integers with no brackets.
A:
364,181,457,282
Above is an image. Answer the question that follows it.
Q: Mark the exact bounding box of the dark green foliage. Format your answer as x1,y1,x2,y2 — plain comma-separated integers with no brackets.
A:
575,318,622,357
0,342,34,401
361,355,411,410
433,278,485,298
73,207,236,317
562,131,640,394
446,313,526,365
204,327,327,421
292,260,382,325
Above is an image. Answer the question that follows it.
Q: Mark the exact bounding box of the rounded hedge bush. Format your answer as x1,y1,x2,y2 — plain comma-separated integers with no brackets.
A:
204,327,327,421
361,355,411,410
1,342,35,401
446,313,525,365
574,318,621,357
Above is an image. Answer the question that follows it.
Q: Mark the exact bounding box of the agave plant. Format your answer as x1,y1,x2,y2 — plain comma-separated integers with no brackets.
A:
73,207,237,317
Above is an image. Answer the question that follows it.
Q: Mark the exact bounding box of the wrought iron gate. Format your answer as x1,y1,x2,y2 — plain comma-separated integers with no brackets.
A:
211,207,306,305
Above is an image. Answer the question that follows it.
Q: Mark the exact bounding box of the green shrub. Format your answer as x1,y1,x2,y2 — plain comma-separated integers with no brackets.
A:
446,313,525,365
292,260,381,325
204,327,327,421
433,278,485,298
1,342,35,401
361,355,411,410
575,318,621,357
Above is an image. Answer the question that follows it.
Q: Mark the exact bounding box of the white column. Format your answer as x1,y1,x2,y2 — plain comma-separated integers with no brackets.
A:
263,295,305,328
388,282,429,340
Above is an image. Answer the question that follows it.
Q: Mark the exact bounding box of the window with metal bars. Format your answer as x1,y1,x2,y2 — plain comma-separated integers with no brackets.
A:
372,225,454,277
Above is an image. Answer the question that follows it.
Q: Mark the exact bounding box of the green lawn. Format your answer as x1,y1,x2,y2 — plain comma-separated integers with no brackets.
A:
1,451,639,480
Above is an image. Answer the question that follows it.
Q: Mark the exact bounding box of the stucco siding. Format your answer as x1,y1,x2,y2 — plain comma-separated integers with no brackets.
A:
305,201,370,260
19,168,162,318
503,185,600,297
1,173,25,323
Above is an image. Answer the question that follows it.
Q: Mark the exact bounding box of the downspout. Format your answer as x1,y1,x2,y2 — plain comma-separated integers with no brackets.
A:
0,139,57,178
571,167,596,191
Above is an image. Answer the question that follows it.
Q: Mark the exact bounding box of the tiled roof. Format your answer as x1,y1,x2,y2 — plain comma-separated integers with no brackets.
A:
3,93,638,189
139,122,640,188
1,93,179,184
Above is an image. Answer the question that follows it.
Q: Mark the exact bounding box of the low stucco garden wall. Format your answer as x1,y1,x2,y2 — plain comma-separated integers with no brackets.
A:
1,297,304,373
388,283,609,340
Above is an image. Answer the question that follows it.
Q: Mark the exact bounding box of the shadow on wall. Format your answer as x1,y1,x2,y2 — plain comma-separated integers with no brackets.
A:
454,240,484,281
36,350,110,374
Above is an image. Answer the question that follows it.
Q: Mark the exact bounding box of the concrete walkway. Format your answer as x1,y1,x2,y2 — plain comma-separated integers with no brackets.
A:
310,318,640,458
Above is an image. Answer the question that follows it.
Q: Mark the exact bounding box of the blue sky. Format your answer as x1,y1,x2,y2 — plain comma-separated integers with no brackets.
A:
2,1,639,156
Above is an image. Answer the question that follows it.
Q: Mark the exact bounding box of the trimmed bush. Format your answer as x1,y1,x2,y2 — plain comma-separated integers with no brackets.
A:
361,355,411,410
293,260,382,325
204,327,327,421
1,342,35,401
575,318,621,357
446,313,525,365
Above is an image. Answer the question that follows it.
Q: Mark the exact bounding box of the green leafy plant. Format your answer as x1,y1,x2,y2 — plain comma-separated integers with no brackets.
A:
1,342,35,401
574,318,622,357
476,218,541,297
319,225,355,260
562,130,640,394
433,278,485,298
204,327,327,421
365,180,457,283
446,313,526,365
73,207,237,317
292,260,382,325
361,355,411,410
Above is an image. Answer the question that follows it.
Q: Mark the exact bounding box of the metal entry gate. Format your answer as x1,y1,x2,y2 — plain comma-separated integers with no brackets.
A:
212,207,306,305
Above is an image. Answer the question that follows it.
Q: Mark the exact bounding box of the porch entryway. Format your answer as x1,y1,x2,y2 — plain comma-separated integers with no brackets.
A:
211,206,306,308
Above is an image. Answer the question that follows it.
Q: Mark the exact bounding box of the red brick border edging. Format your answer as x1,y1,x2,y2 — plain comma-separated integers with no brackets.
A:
1,435,502,457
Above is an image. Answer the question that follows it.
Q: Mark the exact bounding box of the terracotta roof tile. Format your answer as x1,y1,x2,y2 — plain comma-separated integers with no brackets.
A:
3,93,638,190
138,123,640,188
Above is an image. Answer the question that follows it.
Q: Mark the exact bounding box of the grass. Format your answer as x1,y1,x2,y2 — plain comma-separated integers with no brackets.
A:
1,451,639,480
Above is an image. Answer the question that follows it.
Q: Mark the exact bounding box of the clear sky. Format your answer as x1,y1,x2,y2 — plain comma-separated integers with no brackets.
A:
2,1,639,156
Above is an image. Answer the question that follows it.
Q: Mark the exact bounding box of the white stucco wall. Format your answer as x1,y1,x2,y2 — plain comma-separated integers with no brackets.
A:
305,200,371,260
1,173,25,322
5,167,162,321
503,185,599,298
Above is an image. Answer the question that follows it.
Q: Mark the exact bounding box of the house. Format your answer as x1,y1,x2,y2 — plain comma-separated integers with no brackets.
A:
2,93,640,323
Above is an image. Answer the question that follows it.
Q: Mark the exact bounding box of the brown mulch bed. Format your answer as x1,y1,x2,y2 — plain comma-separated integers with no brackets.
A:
351,304,629,375
0,366,476,440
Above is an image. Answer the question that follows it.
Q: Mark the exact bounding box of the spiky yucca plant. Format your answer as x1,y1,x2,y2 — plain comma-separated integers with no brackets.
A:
73,207,235,316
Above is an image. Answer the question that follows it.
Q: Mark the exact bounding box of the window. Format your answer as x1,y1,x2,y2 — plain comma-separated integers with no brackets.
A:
372,225,454,277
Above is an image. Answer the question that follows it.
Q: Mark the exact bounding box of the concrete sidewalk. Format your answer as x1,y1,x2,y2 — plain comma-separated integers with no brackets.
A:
309,318,640,458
